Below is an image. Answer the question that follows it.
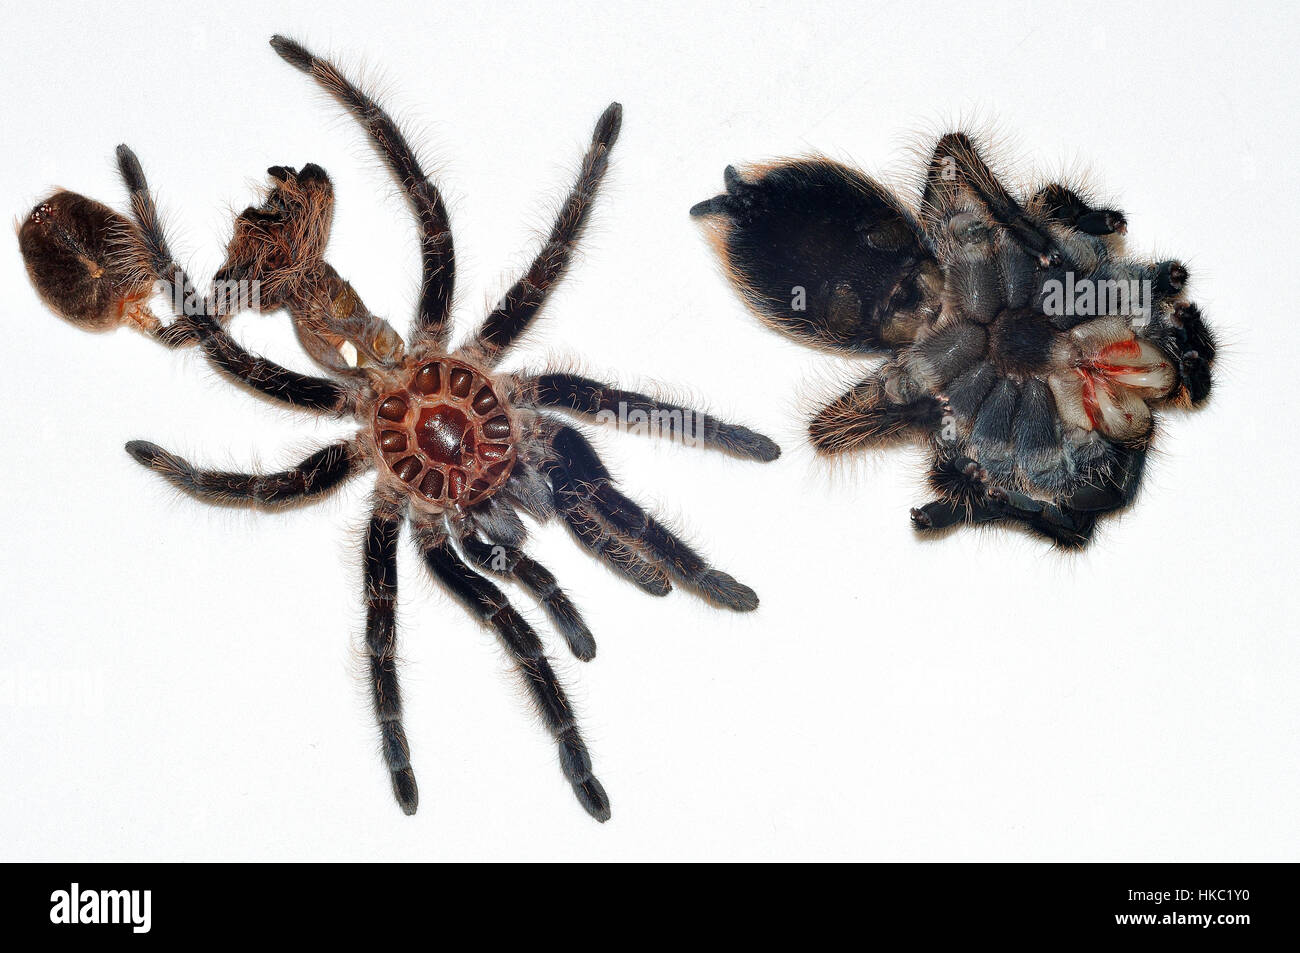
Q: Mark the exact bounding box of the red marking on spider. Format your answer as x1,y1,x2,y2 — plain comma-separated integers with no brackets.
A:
1077,368,1102,430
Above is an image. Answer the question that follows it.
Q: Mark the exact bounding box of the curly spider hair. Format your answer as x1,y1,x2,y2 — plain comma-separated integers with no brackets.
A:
692,132,1216,548
18,36,779,821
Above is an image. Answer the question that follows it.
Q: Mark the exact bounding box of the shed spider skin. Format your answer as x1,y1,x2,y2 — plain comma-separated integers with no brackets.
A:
692,134,1216,547
18,37,779,821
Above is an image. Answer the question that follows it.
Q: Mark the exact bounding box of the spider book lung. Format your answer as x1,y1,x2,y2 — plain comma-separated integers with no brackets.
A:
19,36,779,821
692,134,1216,548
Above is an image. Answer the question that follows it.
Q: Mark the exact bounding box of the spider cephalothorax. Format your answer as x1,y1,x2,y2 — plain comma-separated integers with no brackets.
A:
692,134,1216,547
19,36,778,821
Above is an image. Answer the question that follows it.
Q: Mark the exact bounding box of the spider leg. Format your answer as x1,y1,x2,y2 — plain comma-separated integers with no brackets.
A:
913,490,1090,546
1000,410,1146,548
1153,260,1189,298
1030,183,1127,236
989,446,1146,548
983,488,1093,548
115,146,353,413
911,448,1147,549
523,371,780,462
545,425,758,611
270,35,455,348
122,440,362,507
910,496,1004,530
804,308,985,456
414,521,610,822
467,496,529,549
922,132,1061,267
552,494,675,597
1060,446,1147,514
459,534,598,662
467,103,622,365
1170,303,1217,405
364,494,418,814
909,454,1002,529
809,368,946,456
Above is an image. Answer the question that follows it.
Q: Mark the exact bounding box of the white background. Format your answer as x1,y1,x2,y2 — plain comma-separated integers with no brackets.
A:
2,0,1297,861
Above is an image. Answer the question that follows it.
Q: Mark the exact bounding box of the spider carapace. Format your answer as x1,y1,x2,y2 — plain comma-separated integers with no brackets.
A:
370,358,518,509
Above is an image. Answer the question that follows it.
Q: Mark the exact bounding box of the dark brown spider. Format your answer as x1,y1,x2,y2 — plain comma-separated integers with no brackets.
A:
18,36,778,820
692,134,1216,547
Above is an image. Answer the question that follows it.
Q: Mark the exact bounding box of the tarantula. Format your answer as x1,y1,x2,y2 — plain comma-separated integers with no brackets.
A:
692,134,1216,547
18,37,778,820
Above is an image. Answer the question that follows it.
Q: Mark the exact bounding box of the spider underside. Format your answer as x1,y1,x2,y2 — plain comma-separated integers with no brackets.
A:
19,37,778,820
692,135,1216,547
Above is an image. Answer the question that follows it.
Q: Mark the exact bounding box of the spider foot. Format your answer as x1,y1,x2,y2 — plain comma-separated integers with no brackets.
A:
1170,303,1216,405
1077,208,1128,236
1156,260,1188,295
559,727,611,822
391,767,419,816
714,424,782,463
928,453,989,504
574,776,612,823
697,569,759,612
910,499,970,531
1179,349,1213,404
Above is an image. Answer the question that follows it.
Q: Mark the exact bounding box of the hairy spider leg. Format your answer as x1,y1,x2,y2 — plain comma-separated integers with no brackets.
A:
467,103,622,365
366,493,419,814
526,371,780,462
123,440,361,506
115,146,352,412
921,132,1061,268
458,533,598,662
271,35,456,349
544,425,758,611
414,522,611,822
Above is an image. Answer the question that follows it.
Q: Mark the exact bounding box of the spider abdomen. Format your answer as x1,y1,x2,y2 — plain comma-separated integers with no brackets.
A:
19,192,153,332
373,357,517,508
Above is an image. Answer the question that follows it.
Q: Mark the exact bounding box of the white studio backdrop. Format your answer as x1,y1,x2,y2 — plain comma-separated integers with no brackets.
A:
1,0,1296,861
